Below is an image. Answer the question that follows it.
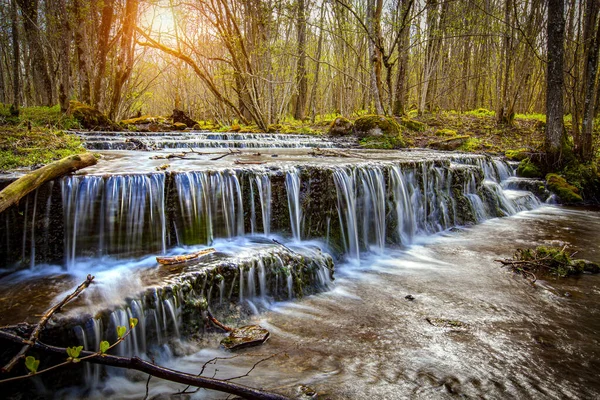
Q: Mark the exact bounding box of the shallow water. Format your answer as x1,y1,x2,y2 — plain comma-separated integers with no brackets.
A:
75,206,600,399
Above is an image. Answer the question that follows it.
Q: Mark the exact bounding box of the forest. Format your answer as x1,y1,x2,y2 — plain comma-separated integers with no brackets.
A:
0,0,598,165
1,1,600,399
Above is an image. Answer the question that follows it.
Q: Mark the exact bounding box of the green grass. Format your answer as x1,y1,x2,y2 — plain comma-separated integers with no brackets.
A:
0,105,87,171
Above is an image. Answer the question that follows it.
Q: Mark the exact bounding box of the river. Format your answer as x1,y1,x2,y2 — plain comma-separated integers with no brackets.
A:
78,205,600,400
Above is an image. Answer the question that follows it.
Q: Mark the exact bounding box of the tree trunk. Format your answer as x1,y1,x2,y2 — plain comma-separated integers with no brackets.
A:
92,0,114,109
16,0,53,106
309,1,326,122
0,154,97,214
73,0,91,104
10,0,20,114
578,0,600,161
294,0,308,120
109,0,139,120
367,0,384,114
546,0,567,168
393,0,413,116
53,0,71,113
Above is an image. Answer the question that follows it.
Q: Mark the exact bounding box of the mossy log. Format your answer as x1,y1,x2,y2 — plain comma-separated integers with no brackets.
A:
0,153,97,214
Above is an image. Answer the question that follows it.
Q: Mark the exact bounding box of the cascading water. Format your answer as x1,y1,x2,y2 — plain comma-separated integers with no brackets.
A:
0,149,551,398
61,174,166,268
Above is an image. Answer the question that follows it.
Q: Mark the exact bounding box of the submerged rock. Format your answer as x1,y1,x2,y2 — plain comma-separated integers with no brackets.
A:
220,325,270,350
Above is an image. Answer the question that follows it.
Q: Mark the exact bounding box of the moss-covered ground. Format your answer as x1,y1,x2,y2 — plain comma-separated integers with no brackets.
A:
0,104,87,171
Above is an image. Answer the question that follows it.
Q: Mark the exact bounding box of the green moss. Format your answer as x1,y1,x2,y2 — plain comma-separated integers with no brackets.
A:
0,127,86,171
435,128,457,137
561,161,600,201
546,173,583,203
328,117,353,136
354,115,401,136
400,117,426,132
458,137,482,152
173,122,187,130
517,158,542,178
465,108,495,117
505,148,529,161
70,101,118,130
359,134,406,149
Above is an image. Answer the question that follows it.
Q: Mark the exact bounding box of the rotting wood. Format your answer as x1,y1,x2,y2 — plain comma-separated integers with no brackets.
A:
210,149,242,161
156,248,216,265
0,153,97,214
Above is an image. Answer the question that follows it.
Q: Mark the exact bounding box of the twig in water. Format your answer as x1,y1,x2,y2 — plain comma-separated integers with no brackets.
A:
271,239,299,255
1,274,95,373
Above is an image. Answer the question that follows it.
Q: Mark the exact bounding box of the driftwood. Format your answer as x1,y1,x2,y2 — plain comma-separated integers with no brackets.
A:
210,149,242,161
206,309,233,332
0,153,97,214
156,248,216,265
234,160,266,165
309,147,365,159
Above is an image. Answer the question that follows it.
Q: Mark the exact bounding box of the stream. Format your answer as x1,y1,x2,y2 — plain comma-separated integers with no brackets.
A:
0,132,599,399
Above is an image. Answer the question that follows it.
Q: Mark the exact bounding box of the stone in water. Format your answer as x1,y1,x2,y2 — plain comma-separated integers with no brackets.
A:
220,325,270,350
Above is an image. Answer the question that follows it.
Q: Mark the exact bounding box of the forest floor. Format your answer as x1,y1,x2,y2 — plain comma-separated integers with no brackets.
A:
0,104,591,173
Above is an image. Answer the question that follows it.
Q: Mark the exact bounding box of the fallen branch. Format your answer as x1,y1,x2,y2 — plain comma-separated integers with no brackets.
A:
309,147,365,159
156,248,216,265
206,309,233,332
271,239,299,256
1,274,95,373
0,330,289,400
210,149,242,161
234,160,266,165
0,153,97,214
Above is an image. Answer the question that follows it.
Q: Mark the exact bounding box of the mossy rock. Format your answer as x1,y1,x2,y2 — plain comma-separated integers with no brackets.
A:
517,158,542,178
546,173,583,203
435,128,457,137
359,134,406,149
505,148,530,161
400,117,426,132
573,259,600,274
329,117,353,136
427,135,469,151
354,115,400,137
70,101,119,130
172,122,187,131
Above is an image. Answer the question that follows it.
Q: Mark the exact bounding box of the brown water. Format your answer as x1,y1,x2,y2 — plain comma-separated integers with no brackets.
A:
81,205,600,399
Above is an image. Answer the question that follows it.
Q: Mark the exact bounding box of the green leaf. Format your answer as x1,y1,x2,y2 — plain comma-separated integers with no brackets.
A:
99,341,110,354
129,317,138,329
66,346,83,360
25,356,39,374
117,325,127,339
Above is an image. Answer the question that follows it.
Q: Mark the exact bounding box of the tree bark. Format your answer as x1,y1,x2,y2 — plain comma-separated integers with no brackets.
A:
294,0,308,120
10,0,20,114
578,0,600,161
546,0,567,168
91,0,114,109
109,0,139,120
393,0,413,116
16,0,53,106
73,0,91,104
53,0,71,113
0,154,97,215
367,0,384,114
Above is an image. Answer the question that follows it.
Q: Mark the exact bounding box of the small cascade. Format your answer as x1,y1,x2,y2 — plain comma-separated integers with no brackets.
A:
174,170,245,245
285,167,303,240
255,173,272,235
79,131,337,150
61,174,166,268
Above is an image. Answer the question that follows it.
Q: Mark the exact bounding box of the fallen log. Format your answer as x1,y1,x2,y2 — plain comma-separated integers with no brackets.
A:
0,153,97,214
156,248,216,265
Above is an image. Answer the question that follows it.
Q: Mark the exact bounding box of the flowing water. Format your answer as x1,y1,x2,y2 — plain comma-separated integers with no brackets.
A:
0,133,598,399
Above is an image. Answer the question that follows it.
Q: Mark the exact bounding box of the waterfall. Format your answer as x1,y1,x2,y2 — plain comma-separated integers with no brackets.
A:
61,174,166,269
285,167,302,240
255,173,272,235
